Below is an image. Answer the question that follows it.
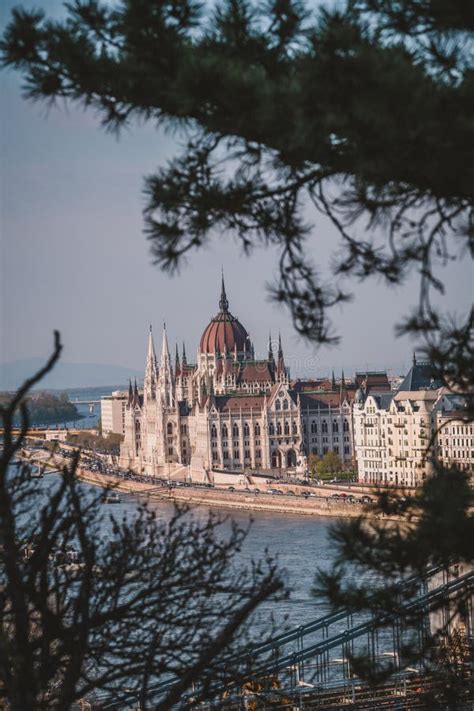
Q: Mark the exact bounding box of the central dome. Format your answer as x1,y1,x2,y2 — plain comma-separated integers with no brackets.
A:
199,277,249,354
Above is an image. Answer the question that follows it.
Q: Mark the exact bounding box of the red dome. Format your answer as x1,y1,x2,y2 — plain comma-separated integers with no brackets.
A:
199,276,249,354
200,314,249,354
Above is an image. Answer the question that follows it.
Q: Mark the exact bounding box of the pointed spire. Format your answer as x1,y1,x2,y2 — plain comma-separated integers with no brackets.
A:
219,269,229,312
268,330,274,362
182,341,187,366
175,343,180,377
277,332,285,377
413,351,417,367
160,322,170,367
331,370,336,390
341,369,345,387
128,379,133,406
133,378,140,407
146,324,157,364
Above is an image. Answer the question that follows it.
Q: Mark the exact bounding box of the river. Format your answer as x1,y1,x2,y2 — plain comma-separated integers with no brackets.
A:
35,472,339,631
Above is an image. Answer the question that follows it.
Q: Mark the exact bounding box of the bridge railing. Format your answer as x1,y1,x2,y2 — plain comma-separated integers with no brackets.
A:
99,566,473,709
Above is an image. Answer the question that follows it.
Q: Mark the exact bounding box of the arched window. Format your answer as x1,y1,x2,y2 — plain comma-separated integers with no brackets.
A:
277,422,282,435
254,423,261,436
284,422,290,435
211,424,217,438
292,421,297,434
269,423,275,435
343,420,349,432
322,421,328,434
222,424,228,439
283,399,289,410
333,420,339,433
275,400,281,410
167,422,173,435
232,424,239,439
244,422,250,437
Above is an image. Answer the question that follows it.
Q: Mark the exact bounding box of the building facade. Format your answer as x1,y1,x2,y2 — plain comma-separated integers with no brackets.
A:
119,278,358,479
353,358,473,486
101,390,128,436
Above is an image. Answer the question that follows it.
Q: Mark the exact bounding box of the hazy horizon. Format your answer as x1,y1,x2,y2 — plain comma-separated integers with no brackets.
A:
1,0,471,382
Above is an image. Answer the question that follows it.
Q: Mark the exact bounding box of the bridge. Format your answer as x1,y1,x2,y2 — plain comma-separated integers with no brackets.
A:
99,566,473,709
73,399,101,405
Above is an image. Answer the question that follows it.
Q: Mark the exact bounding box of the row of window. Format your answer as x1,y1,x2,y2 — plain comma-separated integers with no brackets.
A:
211,423,262,438
214,450,263,461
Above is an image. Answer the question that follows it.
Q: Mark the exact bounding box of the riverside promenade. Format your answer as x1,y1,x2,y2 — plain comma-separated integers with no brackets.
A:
23,447,395,519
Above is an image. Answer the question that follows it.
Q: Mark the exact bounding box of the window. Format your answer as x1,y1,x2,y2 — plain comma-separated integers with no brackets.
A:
255,423,261,436
223,449,229,459
233,451,240,460
284,422,290,435
244,423,250,437
181,424,187,435
168,447,173,455
322,422,328,434
343,420,349,432
333,420,339,433
292,421,297,434
222,424,228,439
233,424,239,438
275,400,281,410
167,422,173,435
211,424,217,438
277,422,282,435
311,422,317,434
244,450,251,459
283,400,289,410
269,423,275,435
255,449,261,459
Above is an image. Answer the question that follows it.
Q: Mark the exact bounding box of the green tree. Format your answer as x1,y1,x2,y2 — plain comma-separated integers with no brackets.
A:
316,450,341,479
0,335,284,709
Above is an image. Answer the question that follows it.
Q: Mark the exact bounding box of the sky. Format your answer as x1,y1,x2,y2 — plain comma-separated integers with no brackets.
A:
1,0,472,380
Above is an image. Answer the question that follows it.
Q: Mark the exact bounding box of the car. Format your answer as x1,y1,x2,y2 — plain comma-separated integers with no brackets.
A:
360,495,373,504
253,488,260,494
329,494,341,500
228,486,236,492
286,490,295,496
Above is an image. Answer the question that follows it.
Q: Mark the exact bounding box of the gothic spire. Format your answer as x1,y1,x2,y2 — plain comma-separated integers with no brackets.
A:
128,379,133,406
219,270,229,312
175,343,180,376
160,322,171,368
276,332,285,377
182,341,187,366
331,370,336,390
133,378,140,408
268,330,274,361
341,369,345,387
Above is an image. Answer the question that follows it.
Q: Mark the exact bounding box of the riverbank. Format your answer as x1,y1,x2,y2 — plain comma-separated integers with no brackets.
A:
23,448,397,519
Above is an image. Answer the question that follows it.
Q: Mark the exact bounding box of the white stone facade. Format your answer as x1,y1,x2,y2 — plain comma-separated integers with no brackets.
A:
119,279,358,479
353,360,472,486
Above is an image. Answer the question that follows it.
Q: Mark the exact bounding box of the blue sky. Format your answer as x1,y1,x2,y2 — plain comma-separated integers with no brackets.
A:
1,0,471,378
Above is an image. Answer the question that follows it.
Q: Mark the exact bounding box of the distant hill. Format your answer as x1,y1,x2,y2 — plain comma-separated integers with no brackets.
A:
0,358,142,391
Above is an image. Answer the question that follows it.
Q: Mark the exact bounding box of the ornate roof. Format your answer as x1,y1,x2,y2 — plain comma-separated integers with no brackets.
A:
199,275,249,355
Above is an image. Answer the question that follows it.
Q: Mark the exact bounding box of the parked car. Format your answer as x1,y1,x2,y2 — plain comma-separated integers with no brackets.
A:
228,486,236,492
360,495,373,504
